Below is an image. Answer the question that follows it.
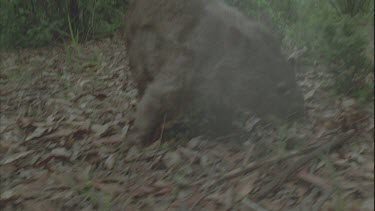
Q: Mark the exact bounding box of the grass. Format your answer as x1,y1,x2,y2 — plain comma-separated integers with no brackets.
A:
0,0,127,49
231,0,374,101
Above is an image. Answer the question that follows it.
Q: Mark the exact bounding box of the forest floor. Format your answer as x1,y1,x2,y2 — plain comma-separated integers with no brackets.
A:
0,34,374,211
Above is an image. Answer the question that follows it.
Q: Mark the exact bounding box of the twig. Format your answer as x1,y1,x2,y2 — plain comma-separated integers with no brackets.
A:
189,194,206,211
297,169,332,191
312,190,334,211
190,130,354,209
159,114,168,142
205,143,321,189
228,190,270,211
212,132,242,142
124,151,166,163
241,198,269,211
255,130,355,199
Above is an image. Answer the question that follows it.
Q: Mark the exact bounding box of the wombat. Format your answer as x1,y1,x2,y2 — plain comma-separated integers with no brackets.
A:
125,0,304,144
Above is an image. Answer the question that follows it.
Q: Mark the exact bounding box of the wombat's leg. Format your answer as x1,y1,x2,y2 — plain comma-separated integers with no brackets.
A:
127,52,193,145
127,71,187,145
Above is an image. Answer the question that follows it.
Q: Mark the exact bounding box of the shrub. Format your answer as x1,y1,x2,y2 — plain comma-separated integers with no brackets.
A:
230,0,374,101
0,0,127,48
322,15,371,91
329,0,372,17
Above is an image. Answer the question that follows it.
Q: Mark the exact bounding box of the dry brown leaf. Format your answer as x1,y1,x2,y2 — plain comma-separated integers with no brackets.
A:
187,136,204,149
184,192,205,208
50,148,71,159
178,147,199,164
341,98,356,108
94,93,108,100
223,188,234,209
131,186,156,198
21,200,55,211
104,154,116,169
234,175,256,201
1,176,47,202
244,117,261,132
361,198,374,211
126,146,140,160
367,117,374,131
94,182,124,195
25,127,47,141
91,123,110,137
93,134,122,146
47,98,72,106
1,150,34,165
304,89,316,101
50,173,75,189
199,154,210,167
153,180,172,188
0,189,18,202
162,151,182,168
17,117,33,128
154,186,172,196
364,161,374,172
124,204,142,211
146,138,161,149
42,128,76,140
205,201,221,210
207,190,234,209
297,169,332,191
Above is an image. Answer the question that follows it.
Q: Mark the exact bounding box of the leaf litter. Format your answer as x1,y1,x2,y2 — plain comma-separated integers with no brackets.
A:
0,35,373,210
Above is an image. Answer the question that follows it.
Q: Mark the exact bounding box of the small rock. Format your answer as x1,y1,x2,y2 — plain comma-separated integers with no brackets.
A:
244,117,260,132
51,148,71,159
1,150,34,165
342,98,356,108
162,151,182,168
25,127,47,141
364,161,374,172
91,124,110,137
200,154,210,167
178,147,198,163
0,190,16,201
126,146,140,160
361,198,374,211
104,154,115,170
187,136,203,149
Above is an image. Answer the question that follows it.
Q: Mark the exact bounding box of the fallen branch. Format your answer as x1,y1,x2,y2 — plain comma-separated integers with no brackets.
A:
241,198,270,211
312,190,334,211
297,169,332,191
191,130,354,209
204,130,342,189
204,143,321,189
255,130,355,199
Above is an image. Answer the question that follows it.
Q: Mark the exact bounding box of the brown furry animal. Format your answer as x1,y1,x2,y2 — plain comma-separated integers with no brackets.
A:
125,0,304,144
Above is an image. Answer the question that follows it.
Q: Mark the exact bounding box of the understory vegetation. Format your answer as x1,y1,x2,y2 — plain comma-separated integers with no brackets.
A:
1,1,373,210
0,0,127,48
1,0,374,100
228,0,374,102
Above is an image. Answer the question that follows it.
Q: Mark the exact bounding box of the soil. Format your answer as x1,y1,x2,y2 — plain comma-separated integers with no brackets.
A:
0,32,373,211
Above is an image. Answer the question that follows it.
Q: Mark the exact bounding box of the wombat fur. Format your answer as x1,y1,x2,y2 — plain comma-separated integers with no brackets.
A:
125,0,304,144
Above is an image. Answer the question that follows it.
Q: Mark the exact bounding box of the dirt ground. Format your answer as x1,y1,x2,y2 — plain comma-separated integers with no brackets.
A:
0,35,374,211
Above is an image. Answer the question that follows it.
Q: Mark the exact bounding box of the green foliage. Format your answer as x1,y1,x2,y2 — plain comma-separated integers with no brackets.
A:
321,14,373,98
311,0,373,100
0,0,127,48
226,0,290,33
231,0,374,101
329,0,372,17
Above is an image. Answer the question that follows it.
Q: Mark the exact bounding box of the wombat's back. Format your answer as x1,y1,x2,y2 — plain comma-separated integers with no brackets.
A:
125,0,304,143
